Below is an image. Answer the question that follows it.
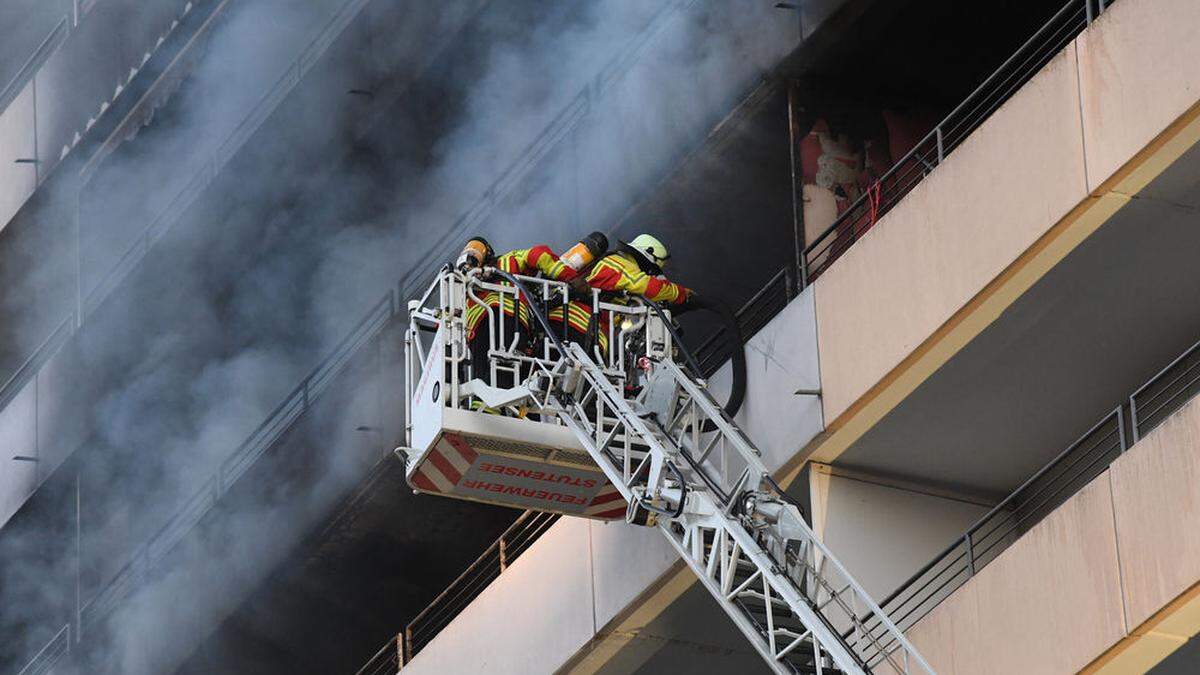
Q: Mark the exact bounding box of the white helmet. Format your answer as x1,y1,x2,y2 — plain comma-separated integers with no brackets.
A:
624,233,671,270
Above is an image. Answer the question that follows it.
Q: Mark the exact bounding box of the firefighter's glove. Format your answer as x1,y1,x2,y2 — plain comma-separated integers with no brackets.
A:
676,291,707,315
568,276,591,296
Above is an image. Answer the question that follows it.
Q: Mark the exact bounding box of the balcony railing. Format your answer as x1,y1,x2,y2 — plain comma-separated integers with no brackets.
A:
693,266,796,376
355,637,401,675
15,624,70,675
354,510,561,671
667,0,1121,387
854,331,1200,662
1130,337,1200,442
801,0,1113,284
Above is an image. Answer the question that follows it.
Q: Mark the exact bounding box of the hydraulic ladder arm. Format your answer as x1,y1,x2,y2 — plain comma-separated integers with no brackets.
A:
540,342,933,675
401,269,934,674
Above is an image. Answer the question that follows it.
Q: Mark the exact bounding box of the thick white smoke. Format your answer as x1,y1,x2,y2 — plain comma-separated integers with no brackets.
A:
2,1,799,672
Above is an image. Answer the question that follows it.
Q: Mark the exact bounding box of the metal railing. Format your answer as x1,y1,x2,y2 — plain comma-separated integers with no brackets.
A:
693,266,795,376
355,512,558,672
16,624,70,675
1130,336,1200,442
393,510,561,668
855,408,1125,657
355,636,402,675
857,328,1200,656
0,314,73,412
682,0,1118,376
801,0,1112,284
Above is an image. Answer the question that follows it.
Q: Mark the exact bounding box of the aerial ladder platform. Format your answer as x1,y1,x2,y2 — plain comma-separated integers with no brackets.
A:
396,268,934,675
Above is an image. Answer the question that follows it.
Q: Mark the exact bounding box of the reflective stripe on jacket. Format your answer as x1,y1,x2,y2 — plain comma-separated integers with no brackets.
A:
547,301,609,354
465,245,575,339
584,251,690,305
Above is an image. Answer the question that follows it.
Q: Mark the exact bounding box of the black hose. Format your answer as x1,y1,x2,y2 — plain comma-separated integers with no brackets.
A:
641,297,705,379
643,297,747,423
707,300,747,420
764,474,809,522
489,269,569,356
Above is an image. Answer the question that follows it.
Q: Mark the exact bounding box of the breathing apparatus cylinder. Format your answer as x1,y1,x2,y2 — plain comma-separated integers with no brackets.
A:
456,237,493,272
559,231,609,273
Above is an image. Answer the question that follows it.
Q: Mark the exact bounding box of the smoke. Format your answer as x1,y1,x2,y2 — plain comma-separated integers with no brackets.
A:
1,0,796,672
308,0,798,346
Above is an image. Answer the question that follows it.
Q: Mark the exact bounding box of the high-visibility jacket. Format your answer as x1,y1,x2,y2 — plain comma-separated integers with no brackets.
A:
465,245,576,340
542,250,690,356
584,251,691,305
547,301,609,355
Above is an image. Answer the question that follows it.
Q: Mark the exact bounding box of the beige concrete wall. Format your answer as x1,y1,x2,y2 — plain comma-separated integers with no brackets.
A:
969,475,1126,674
1077,0,1200,192
588,519,677,629
0,81,37,234
895,475,1126,675
708,289,824,472
814,44,1088,423
404,517,597,674
810,467,992,603
888,580,982,675
891,393,1200,675
1111,398,1200,629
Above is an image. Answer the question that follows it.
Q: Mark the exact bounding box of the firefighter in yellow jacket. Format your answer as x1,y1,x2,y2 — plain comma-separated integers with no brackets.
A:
544,232,610,357
585,233,693,306
544,233,693,361
457,236,576,384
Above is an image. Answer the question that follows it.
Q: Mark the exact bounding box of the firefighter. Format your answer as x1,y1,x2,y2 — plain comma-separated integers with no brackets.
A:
585,233,693,306
456,237,576,386
544,233,695,364
545,232,610,358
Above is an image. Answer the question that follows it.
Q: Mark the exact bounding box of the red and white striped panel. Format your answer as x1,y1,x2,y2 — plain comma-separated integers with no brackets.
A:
410,433,478,494
583,484,626,520
411,432,626,520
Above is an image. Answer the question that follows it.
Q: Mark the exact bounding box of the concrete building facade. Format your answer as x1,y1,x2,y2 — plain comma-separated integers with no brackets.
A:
5,0,1197,673
392,0,1200,672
